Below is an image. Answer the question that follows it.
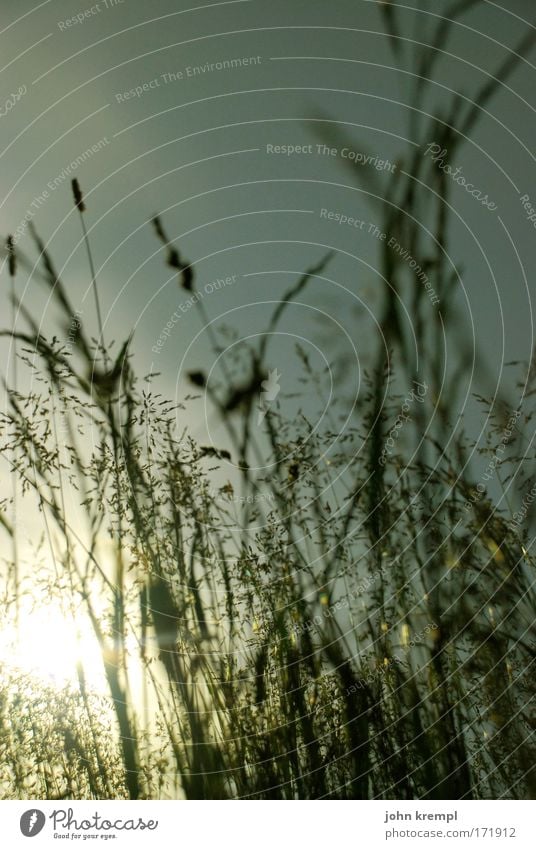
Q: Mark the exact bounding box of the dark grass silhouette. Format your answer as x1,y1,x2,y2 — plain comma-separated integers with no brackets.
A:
1,3,535,799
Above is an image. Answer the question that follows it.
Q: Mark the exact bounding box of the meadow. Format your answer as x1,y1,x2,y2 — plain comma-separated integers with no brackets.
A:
0,1,535,800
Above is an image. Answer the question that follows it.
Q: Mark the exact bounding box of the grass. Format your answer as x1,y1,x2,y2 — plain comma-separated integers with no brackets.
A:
0,0,535,800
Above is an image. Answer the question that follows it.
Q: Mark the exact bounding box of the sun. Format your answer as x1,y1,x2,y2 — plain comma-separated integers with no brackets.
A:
0,599,107,690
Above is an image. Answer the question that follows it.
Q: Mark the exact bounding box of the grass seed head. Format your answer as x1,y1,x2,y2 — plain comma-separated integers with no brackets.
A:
6,235,16,277
71,178,86,212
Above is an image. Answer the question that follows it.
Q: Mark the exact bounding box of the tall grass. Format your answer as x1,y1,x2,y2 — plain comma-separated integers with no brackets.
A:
0,1,535,799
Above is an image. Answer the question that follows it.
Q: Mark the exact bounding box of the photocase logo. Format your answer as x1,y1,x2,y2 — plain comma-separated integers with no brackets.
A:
257,368,281,424
20,810,46,837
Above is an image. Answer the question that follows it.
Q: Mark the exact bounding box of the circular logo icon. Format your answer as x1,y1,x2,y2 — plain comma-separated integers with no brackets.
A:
20,810,46,837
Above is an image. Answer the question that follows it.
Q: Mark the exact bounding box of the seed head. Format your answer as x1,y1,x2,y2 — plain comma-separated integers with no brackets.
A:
71,178,86,212
187,370,206,388
6,235,16,277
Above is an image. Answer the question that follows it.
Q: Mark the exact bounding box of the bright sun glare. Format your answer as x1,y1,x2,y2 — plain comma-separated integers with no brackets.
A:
0,601,107,690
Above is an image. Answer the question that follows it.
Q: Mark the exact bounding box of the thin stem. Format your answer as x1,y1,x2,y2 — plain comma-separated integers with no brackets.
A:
10,275,19,634
78,211,107,366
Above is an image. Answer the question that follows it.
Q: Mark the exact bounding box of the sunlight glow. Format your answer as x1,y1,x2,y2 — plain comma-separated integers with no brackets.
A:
0,602,107,690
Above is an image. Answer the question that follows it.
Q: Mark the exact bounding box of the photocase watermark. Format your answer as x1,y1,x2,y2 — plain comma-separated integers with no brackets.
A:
11,138,110,246
424,143,498,212
317,143,397,173
269,553,401,642
57,0,124,30
64,311,83,356
208,487,276,505
257,368,281,425
345,656,403,693
249,593,439,698
165,54,262,79
345,623,439,694
115,56,262,102
151,275,237,355
519,193,536,231
509,480,536,530
318,211,440,305
266,143,315,156
58,311,84,433
398,622,438,652
47,138,111,193
379,381,428,466
384,232,440,306
0,85,27,118
266,142,397,172
320,207,368,230
20,809,46,837
464,408,521,511
46,807,158,836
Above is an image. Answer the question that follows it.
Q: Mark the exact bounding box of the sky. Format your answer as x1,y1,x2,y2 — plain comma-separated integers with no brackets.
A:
1,0,536,460
1,2,536,803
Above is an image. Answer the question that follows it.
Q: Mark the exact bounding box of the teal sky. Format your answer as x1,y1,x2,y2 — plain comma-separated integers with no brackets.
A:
1,0,535,457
